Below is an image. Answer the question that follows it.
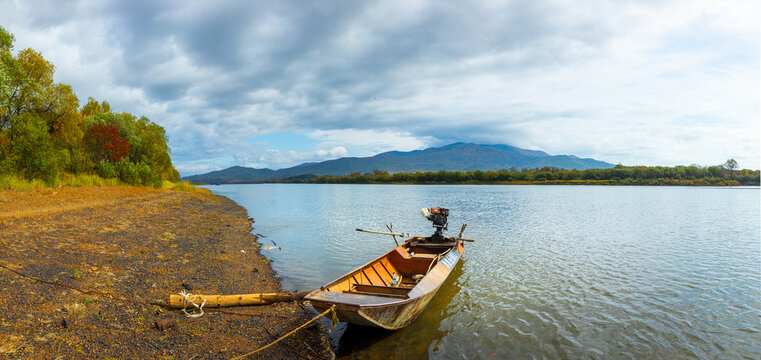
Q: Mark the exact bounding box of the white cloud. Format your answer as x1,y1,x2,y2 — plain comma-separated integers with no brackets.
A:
306,129,435,157
238,146,348,169
0,0,757,173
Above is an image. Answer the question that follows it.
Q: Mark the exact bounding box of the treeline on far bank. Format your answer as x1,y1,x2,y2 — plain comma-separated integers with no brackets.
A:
283,164,760,186
0,27,179,188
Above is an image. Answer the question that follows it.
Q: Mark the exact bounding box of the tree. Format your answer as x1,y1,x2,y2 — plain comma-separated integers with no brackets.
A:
0,28,21,131
723,159,738,171
0,28,13,127
0,27,82,175
85,124,131,162
81,97,110,117
132,116,177,181
0,26,180,185
1,114,62,182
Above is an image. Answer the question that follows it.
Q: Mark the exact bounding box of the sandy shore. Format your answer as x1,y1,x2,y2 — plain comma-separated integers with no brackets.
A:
0,186,331,359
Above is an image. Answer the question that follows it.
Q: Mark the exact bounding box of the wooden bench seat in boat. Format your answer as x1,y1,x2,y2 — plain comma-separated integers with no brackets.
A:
343,284,411,299
389,248,441,275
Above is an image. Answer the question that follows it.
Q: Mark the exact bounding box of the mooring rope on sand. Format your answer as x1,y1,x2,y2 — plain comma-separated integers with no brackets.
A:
230,304,338,360
1,262,335,357
178,289,207,318
0,263,301,318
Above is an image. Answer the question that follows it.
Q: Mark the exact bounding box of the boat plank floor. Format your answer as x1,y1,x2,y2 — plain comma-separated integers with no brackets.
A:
344,290,408,299
309,290,402,306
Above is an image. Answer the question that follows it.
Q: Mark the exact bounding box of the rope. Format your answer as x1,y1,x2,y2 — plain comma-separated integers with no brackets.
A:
0,263,301,319
425,247,453,275
179,289,206,318
230,305,338,360
1,262,339,358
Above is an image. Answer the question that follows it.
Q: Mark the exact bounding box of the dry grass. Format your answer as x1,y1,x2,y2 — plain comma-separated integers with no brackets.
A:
1,173,205,195
167,180,211,194
0,335,25,355
0,185,164,219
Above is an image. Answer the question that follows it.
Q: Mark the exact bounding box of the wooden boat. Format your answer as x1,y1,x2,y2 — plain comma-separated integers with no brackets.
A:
305,237,465,329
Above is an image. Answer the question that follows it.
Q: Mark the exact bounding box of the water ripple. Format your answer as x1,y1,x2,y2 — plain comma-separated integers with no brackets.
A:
206,184,761,359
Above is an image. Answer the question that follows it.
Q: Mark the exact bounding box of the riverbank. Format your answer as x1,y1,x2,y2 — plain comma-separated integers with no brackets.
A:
0,186,331,359
278,166,760,186
281,179,750,186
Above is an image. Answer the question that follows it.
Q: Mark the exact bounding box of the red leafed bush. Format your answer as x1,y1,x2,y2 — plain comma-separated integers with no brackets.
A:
86,124,131,162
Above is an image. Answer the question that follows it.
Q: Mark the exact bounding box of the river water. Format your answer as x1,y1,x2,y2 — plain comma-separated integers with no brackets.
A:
203,184,760,359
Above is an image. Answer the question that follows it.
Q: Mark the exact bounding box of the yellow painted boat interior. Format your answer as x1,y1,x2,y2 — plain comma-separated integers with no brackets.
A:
322,242,451,298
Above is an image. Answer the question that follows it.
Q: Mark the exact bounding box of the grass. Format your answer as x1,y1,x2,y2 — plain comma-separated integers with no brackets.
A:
59,173,120,187
1,173,120,190
1,172,207,193
167,180,211,194
0,335,25,355
0,173,47,191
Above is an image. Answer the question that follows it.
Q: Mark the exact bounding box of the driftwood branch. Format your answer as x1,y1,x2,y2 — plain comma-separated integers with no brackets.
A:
168,291,309,309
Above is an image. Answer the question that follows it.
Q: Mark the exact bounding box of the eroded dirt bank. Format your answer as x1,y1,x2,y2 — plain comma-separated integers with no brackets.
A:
0,186,331,359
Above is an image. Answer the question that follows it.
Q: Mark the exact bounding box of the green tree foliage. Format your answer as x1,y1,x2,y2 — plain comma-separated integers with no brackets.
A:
289,165,760,186
81,97,110,117
132,116,179,181
0,114,63,182
0,26,178,186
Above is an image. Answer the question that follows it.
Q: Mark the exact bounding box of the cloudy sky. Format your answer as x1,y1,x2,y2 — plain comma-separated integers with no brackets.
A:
1,0,758,174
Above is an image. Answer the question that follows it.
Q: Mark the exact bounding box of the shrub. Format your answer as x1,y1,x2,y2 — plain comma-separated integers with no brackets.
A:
95,161,117,179
85,124,131,162
116,159,139,185
136,162,161,188
4,115,63,184
67,147,94,174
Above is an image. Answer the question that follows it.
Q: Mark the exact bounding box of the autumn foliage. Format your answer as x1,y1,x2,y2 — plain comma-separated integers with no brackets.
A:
0,26,179,186
86,124,131,162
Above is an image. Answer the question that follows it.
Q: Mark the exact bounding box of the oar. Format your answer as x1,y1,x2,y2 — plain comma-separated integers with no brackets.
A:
357,227,476,242
356,228,411,237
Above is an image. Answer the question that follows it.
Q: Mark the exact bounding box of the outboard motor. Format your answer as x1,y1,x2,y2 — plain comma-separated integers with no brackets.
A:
420,207,449,242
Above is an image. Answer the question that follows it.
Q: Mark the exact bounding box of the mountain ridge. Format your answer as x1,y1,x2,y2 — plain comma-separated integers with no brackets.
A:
183,142,614,184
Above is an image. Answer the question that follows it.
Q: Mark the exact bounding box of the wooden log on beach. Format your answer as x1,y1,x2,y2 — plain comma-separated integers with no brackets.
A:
168,291,310,308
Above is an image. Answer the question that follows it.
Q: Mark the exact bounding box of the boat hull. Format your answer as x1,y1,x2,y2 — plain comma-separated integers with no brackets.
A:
307,239,464,330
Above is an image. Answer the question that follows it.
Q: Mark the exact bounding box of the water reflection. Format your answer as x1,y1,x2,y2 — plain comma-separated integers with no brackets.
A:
336,259,466,359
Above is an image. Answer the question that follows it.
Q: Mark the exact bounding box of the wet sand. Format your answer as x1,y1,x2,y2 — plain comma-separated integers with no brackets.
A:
0,186,331,359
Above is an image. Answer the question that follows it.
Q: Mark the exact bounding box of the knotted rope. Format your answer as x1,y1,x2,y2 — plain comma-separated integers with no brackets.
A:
178,289,206,318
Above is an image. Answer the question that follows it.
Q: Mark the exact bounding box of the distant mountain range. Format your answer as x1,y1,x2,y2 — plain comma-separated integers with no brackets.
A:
184,142,614,184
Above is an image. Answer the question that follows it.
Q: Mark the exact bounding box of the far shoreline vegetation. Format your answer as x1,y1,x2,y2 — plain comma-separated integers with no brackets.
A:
0,27,199,192
275,164,760,186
